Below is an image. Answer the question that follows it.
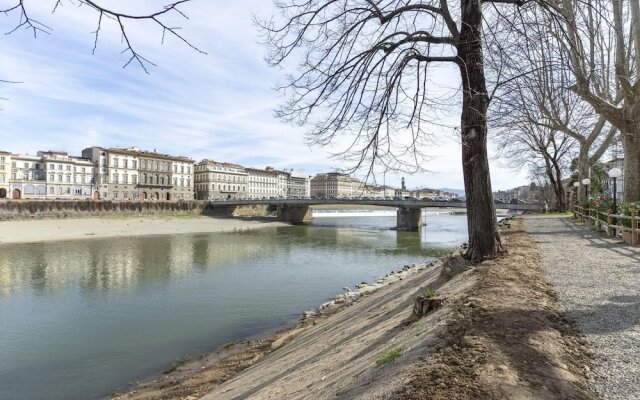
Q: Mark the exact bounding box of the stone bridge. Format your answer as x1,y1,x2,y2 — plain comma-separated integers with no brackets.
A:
206,199,540,231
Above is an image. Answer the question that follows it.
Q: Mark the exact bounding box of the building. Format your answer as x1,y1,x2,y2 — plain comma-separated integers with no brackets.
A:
83,146,194,201
170,157,195,201
310,173,364,198
8,154,43,199
83,147,141,200
286,174,310,198
38,151,93,199
246,167,289,199
0,151,10,199
195,159,248,200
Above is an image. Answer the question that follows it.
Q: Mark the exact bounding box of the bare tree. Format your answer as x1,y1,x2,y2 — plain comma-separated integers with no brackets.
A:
260,0,563,262
548,0,640,201
495,118,575,211
489,24,617,202
1,0,204,73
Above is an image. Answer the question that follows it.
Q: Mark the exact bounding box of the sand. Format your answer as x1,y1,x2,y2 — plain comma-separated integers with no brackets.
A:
0,216,288,245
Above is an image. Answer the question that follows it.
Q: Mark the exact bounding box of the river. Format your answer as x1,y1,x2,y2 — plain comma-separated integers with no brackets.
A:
0,212,467,400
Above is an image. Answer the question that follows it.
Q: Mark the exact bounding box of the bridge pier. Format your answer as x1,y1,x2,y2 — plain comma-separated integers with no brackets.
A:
278,205,313,224
397,207,423,231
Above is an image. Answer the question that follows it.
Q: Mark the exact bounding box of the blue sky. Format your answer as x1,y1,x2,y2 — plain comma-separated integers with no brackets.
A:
0,0,529,191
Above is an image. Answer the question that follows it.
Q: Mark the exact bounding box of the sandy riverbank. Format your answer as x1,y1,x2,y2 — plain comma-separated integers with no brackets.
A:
0,216,288,245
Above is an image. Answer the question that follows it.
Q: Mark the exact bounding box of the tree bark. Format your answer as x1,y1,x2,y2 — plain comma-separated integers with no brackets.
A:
457,0,504,262
623,131,640,202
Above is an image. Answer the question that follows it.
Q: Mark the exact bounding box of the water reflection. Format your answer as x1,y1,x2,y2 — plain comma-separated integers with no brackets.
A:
0,215,467,400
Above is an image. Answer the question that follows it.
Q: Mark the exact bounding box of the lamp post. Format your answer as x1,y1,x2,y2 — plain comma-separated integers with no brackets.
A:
581,178,591,204
608,168,622,236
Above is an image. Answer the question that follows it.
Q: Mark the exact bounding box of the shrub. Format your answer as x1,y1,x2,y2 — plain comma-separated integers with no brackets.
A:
618,202,640,228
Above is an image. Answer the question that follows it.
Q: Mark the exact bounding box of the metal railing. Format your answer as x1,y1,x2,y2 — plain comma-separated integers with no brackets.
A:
573,205,639,245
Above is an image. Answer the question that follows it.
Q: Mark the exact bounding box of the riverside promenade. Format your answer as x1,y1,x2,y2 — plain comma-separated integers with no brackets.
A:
525,215,640,400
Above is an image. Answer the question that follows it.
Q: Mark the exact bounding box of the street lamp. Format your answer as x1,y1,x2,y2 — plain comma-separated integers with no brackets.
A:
608,168,622,236
581,178,591,203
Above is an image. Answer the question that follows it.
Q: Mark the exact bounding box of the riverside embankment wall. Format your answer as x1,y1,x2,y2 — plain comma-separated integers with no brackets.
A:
0,200,272,221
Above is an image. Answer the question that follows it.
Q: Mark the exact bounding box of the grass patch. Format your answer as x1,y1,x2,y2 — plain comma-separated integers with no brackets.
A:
163,356,192,374
424,288,438,298
375,347,403,366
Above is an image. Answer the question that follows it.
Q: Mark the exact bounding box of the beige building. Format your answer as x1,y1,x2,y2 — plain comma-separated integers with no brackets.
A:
310,173,364,198
194,160,247,200
83,146,194,201
0,151,10,199
246,167,289,199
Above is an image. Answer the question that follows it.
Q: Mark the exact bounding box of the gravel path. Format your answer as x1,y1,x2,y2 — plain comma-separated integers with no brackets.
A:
525,216,640,400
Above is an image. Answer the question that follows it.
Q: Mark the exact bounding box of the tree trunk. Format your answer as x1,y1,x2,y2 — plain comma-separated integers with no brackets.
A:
623,131,640,202
457,0,504,262
553,161,567,212
576,145,590,202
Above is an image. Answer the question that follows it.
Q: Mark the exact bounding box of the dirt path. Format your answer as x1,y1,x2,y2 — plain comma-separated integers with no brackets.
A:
398,218,596,399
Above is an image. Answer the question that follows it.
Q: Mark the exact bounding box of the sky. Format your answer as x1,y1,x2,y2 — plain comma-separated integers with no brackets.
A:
0,0,530,191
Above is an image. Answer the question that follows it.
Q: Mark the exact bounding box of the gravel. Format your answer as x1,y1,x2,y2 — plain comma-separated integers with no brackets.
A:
525,216,640,400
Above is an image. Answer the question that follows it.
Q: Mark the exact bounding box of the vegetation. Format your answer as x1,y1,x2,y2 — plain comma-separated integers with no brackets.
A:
618,202,640,228
424,289,439,298
375,347,404,366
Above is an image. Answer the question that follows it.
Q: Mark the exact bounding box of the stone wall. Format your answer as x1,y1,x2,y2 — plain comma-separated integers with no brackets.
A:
0,200,272,221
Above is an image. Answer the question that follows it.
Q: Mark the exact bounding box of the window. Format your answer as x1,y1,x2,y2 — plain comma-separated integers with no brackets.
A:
174,178,178,186
66,175,71,183
0,175,4,183
113,173,119,184
58,174,63,182
132,175,137,184
81,167,85,173
0,165,4,171
11,162,16,168
66,165,71,171
57,164,62,170
181,166,184,173
113,158,119,167
24,162,30,168
50,187,54,194
132,160,137,169
123,174,128,184
123,192,129,199
113,192,118,199
123,160,128,168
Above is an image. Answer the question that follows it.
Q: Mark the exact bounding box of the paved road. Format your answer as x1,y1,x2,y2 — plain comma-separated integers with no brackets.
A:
525,216,640,400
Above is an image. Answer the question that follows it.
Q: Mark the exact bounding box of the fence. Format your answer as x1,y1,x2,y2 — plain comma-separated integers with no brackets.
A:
573,205,639,245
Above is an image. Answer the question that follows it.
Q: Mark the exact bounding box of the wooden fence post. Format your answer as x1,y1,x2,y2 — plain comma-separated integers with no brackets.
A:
632,210,638,246
607,210,612,237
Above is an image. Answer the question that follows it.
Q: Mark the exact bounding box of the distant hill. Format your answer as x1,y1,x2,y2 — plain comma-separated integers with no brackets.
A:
439,188,466,199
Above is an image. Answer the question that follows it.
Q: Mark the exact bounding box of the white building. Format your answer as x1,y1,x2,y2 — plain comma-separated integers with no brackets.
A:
82,147,141,200
0,151,11,199
287,174,310,197
171,158,195,200
194,160,247,200
246,167,289,199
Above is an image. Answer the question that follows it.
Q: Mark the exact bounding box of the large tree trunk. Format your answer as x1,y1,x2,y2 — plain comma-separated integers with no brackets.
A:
553,161,567,212
457,0,504,262
623,131,640,202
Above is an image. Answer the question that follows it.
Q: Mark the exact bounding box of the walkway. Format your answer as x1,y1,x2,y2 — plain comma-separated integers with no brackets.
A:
525,216,640,400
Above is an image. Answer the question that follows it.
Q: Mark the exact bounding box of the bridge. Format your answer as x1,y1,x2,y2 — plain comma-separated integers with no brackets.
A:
205,198,540,231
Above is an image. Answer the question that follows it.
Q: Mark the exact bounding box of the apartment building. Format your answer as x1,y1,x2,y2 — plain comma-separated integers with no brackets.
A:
0,151,10,199
310,173,364,198
38,151,93,199
287,173,310,198
246,167,289,199
83,146,194,201
194,159,247,200
83,147,141,200
171,158,195,200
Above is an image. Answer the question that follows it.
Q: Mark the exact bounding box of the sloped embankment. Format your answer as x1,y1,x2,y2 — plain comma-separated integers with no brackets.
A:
115,218,596,399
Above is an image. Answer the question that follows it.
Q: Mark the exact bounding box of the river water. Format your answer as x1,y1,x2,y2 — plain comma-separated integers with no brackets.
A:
0,212,467,400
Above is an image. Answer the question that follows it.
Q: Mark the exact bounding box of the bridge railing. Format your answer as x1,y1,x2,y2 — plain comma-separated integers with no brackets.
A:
573,205,639,245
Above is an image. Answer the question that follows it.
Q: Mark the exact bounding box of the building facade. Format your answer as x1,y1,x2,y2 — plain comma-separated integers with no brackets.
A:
171,158,195,200
9,154,44,199
246,167,289,199
38,151,93,199
83,147,141,200
0,151,10,199
310,173,364,198
194,160,247,200
286,174,310,198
